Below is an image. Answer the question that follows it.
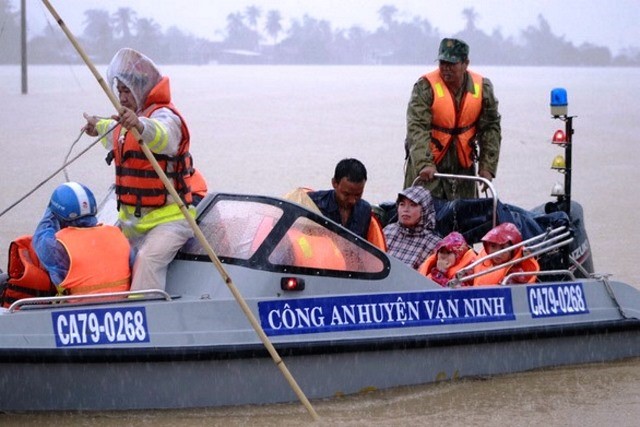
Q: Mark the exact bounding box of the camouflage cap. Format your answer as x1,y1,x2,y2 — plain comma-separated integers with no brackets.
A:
438,38,469,63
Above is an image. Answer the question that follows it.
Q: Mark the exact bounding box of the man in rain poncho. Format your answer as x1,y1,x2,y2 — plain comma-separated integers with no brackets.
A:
83,48,196,291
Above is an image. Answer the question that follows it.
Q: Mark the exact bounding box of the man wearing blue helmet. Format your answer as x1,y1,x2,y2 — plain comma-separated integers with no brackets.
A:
31,182,132,295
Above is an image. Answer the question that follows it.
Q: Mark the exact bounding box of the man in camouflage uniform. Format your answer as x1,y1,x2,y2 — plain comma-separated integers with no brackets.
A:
404,38,501,200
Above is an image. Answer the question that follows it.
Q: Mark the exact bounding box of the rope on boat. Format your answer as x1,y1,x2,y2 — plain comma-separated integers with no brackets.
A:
597,273,628,319
0,124,116,219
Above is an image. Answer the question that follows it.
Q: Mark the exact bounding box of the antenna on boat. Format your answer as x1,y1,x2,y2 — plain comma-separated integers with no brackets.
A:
549,88,575,268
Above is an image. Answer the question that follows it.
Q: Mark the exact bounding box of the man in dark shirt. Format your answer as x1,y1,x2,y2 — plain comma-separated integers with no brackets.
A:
308,158,372,238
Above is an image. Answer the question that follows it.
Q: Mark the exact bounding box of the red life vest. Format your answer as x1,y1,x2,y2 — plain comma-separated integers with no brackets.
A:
56,225,131,295
109,77,193,216
423,70,483,168
2,235,55,307
472,246,540,286
190,168,208,199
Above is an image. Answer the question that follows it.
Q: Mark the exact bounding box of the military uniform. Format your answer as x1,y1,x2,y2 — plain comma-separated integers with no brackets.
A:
403,38,501,200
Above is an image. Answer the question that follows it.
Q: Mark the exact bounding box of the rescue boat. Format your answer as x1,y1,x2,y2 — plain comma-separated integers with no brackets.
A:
0,185,639,412
1,84,639,413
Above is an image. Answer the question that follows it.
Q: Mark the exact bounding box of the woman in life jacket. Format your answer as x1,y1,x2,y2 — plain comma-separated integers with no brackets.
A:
418,231,477,287
473,222,540,286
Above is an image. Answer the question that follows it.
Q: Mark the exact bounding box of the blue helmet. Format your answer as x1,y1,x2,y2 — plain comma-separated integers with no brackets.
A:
49,182,97,222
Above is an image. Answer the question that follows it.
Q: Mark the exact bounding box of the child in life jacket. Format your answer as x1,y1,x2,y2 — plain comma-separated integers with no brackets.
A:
418,231,476,287
473,222,540,286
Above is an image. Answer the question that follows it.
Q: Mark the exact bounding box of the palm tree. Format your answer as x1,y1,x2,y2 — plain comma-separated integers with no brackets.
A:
245,5,261,30
462,7,478,31
132,18,163,58
112,7,137,42
224,12,259,51
82,9,113,62
135,18,162,40
265,9,282,44
378,5,398,29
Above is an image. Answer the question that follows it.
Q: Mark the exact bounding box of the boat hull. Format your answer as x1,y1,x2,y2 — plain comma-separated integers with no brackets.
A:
2,320,639,411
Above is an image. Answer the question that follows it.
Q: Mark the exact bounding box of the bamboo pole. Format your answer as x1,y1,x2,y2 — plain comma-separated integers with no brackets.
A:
40,0,319,420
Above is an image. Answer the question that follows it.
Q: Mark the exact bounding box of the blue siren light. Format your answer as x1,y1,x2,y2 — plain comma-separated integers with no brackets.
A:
550,88,568,117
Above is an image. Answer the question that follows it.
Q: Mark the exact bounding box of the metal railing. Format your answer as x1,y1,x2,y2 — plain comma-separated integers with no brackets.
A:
449,226,573,287
501,269,577,285
7,289,172,313
413,173,498,227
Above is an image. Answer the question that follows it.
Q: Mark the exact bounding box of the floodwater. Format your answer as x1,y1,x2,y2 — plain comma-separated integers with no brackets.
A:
1,64,639,425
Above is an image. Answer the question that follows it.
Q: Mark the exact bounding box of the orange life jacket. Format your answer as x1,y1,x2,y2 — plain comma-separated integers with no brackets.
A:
423,70,483,168
472,246,540,286
300,187,385,251
2,235,55,307
56,225,131,295
190,168,208,198
109,77,193,216
366,213,387,252
289,229,346,271
418,248,477,284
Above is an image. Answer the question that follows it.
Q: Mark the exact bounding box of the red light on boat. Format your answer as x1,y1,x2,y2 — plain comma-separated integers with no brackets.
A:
281,277,305,291
552,130,566,144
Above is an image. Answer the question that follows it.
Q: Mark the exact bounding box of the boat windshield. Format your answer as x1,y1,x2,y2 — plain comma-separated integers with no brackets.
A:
268,216,384,273
180,196,387,276
187,199,283,260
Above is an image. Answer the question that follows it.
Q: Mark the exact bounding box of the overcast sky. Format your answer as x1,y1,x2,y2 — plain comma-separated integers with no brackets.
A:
20,0,639,54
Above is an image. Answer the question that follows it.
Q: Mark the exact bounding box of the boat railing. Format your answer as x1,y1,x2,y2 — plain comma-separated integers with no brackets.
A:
414,173,498,227
7,289,172,313
501,269,577,285
449,226,573,286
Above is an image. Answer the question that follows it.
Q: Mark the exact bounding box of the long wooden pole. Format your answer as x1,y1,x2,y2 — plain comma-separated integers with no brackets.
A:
40,0,319,420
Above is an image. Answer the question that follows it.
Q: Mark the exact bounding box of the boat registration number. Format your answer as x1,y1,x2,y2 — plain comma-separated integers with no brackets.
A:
52,307,150,347
528,283,589,318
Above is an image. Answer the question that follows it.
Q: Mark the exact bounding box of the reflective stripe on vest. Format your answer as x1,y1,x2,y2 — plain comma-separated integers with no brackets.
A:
424,70,483,168
119,203,196,236
289,229,346,271
110,77,193,213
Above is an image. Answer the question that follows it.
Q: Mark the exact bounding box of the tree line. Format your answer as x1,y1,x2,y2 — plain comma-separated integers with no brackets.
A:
1,1,638,66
